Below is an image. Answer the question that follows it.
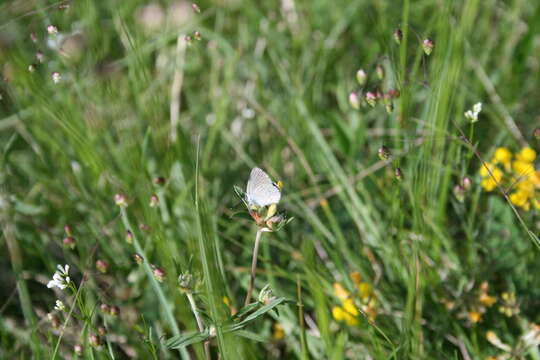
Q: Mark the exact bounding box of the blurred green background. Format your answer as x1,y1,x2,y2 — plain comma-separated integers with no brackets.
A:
1,0,539,358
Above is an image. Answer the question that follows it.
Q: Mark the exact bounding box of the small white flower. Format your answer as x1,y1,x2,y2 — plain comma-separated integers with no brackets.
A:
47,25,58,35
54,300,66,311
52,72,61,84
47,264,71,290
464,102,482,123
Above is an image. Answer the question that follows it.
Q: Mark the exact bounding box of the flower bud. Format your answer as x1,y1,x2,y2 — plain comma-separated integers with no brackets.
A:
365,91,377,107
153,176,166,185
387,89,400,99
395,167,403,181
114,194,128,207
52,72,61,84
422,39,434,55
47,25,58,35
64,225,72,236
178,272,194,293
453,185,465,203
74,344,83,356
89,334,101,348
376,65,384,80
378,146,391,160
98,326,107,337
100,303,110,313
356,69,367,86
139,223,150,232
152,266,165,282
63,236,76,249
185,35,193,45
534,128,540,140
110,306,120,317
193,31,201,41
393,28,403,44
133,253,144,265
96,259,109,274
462,176,472,190
349,92,360,110
126,229,133,244
36,51,45,63
149,194,159,208
28,64,36,73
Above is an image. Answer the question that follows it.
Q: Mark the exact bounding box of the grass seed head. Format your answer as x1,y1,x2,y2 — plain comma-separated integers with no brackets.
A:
96,259,109,273
422,38,434,55
356,69,367,86
393,28,403,44
349,92,360,109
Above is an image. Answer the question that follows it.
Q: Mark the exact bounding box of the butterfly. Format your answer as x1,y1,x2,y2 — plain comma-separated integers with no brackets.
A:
246,167,281,209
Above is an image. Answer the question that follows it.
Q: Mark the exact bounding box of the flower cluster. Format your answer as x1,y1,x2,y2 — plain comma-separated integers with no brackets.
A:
331,272,377,326
485,323,540,360
479,147,539,211
47,264,71,290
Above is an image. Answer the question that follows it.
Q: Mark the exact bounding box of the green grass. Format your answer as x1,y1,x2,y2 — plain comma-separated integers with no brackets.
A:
1,0,540,359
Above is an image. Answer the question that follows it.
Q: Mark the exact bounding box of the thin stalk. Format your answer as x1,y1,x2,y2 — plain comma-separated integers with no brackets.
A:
186,293,211,360
119,207,190,360
297,276,308,360
244,229,264,306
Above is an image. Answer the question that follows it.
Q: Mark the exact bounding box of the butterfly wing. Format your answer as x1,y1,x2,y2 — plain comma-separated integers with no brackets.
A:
246,167,281,207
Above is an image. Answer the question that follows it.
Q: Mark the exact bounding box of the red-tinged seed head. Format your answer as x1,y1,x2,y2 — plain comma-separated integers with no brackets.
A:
534,128,540,140
64,225,72,236
96,260,109,273
365,92,377,107
63,236,76,249
153,176,166,185
149,194,159,208
98,326,107,336
74,344,83,356
395,168,403,180
462,177,472,190
422,38,434,55
114,193,128,207
153,266,165,282
349,92,360,110
378,146,391,160
110,306,120,317
356,69,367,86
453,185,465,202
133,253,144,265
126,229,133,244
89,334,101,347
100,303,110,313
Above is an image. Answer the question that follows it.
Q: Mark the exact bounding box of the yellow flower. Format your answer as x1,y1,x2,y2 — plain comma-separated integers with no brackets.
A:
493,147,512,165
468,310,482,323
358,282,373,301
531,170,540,187
516,178,534,192
350,271,362,285
509,190,530,210
343,311,359,326
272,323,285,340
513,161,535,178
480,162,496,177
481,178,498,192
516,147,536,163
333,283,350,301
479,281,497,307
332,306,345,321
342,298,359,317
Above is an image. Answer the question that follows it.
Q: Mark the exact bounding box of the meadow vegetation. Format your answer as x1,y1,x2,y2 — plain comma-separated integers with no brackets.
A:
1,0,540,359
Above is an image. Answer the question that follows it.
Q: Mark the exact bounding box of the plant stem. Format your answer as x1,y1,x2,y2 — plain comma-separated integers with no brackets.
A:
186,293,211,360
297,276,308,360
244,229,264,306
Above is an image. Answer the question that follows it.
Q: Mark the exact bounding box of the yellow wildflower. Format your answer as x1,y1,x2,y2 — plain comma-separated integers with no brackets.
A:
480,162,496,177
516,147,536,163
333,282,350,301
499,292,519,317
509,190,530,210
272,323,285,340
479,282,497,307
512,161,535,178
468,310,482,324
493,147,512,165
350,271,362,285
342,298,359,317
358,282,373,302
332,306,345,321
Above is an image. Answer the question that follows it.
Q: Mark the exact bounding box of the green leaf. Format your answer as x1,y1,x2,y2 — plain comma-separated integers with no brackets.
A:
235,297,288,327
234,330,268,343
165,330,210,349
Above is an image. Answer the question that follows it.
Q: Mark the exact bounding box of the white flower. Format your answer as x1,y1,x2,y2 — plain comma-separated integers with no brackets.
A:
464,102,482,123
52,72,61,84
47,264,71,290
47,25,58,35
54,300,66,311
